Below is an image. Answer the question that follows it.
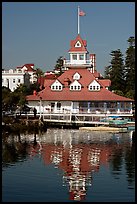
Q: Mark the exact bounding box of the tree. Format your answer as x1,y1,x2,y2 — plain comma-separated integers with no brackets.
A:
124,36,135,99
108,49,125,93
104,65,111,79
54,56,64,76
2,87,12,111
33,67,44,83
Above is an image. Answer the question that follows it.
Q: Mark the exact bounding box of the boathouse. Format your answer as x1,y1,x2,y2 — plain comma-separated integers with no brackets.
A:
26,34,134,122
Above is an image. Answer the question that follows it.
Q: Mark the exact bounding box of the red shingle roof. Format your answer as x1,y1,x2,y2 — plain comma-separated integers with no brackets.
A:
98,79,111,87
68,34,88,52
16,64,35,72
26,68,133,102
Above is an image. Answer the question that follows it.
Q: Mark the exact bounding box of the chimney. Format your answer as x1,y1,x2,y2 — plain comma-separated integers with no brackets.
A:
33,90,37,96
64,78,71,87
90,54,96,73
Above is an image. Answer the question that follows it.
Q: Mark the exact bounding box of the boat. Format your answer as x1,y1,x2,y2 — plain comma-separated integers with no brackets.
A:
100,116,134,128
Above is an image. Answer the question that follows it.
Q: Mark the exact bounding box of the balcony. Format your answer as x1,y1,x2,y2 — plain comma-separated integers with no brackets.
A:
64,60,92,67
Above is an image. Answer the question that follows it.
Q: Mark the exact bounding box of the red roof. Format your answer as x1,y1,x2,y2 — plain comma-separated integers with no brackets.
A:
92,70,103,79
68,34,88,52
98,79,111,87
16,64,35,72
26,68,133,102
37,77,45,87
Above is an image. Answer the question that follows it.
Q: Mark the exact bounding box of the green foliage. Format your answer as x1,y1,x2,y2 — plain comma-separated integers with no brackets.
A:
104,36,135,100
109,49,125,92
33,67,44,84
104,65,111,79
35,68,44,77
124,37,135,95
125,90,135,100
2,80,42,113
113,90,124,97
54,56,64,76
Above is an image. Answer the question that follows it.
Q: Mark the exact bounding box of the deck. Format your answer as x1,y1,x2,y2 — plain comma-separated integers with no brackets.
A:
41,112,134,127
8,112,134,128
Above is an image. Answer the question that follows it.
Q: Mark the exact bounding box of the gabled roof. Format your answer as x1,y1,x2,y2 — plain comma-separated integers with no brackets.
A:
26,86,133,102
92,70,103,79
26,68,133,102
68,34,88,52
98,79,111,87
16,64,35,72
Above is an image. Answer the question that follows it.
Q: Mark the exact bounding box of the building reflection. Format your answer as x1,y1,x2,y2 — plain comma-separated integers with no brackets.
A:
2,129,134,201
25,129,134,201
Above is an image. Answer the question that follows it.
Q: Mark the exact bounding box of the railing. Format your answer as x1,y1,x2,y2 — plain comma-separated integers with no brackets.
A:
42,112,133,124
2,70,24,74
64,60,92,66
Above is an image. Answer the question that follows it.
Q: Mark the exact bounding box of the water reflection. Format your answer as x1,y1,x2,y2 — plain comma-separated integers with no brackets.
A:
2,129,135,201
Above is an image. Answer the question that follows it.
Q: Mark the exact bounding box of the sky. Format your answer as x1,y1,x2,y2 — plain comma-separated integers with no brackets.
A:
2,2,135,75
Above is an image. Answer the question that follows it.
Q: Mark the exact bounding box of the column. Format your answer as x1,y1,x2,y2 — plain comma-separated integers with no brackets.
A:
130,102,132,114
117,102,120,113
104,102,107,113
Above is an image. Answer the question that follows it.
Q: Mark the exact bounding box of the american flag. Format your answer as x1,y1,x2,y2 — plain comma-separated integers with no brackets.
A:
79,10,86,16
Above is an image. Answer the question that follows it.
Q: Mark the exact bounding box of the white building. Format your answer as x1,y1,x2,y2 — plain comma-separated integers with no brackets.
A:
2,64,37,92
26,34,134,119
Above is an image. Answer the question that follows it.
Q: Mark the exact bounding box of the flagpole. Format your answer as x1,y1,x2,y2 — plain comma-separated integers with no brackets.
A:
78,6,80,34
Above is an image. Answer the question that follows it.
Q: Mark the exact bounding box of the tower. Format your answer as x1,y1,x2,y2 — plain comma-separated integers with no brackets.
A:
63,34,93,69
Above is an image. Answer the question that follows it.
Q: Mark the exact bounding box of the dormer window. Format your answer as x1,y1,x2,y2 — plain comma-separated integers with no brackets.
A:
70,80,81,91
75,41,82,47
88,80,100,91
73,72,81,80
51,80,63,91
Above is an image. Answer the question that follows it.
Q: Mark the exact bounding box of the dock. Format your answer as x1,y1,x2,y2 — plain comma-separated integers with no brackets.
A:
3,112,135,130
79,126,127,132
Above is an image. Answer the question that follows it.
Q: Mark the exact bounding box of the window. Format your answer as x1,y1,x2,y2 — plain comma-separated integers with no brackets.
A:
57,102,61,110
70,80,81,91
88,80,100,91
51,80,63,91
79,54,84,60
70,85,81,91
107,102,117,108
89,85,100,91
73,72,81,80
75,41,81,47
72,55,77,60
78,86,81,90
18,79,21,83
13,79,15,83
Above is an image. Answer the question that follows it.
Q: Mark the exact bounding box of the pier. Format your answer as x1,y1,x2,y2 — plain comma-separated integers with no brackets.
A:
12,112,134,128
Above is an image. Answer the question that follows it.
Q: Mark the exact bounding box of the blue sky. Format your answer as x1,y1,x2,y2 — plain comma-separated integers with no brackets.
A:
2,2,135,75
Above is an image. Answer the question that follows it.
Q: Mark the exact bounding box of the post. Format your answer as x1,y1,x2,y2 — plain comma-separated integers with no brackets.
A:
78,6,80,34
39,97,42,119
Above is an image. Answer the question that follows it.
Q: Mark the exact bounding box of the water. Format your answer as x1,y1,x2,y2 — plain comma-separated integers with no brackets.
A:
2,128,135,202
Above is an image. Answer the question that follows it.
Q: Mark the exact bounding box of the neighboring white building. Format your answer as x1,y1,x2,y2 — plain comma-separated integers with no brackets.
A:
2,64,37,91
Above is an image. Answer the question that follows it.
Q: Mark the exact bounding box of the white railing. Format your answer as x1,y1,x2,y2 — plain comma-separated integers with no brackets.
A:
2,70,24,74
64,60,92,66
41,112,133,124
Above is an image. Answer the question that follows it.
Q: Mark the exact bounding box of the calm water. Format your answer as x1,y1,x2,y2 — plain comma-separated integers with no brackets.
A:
2,128,135,202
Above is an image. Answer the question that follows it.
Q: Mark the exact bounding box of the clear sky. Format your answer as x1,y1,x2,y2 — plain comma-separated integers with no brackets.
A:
2,2,135,75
